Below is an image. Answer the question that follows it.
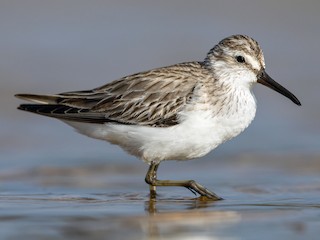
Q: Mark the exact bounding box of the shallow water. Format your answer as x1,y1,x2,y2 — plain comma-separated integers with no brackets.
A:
1,0,320,239
1,156,320,240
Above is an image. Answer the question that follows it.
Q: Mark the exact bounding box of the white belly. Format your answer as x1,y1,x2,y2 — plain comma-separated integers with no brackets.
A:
64,101,256,164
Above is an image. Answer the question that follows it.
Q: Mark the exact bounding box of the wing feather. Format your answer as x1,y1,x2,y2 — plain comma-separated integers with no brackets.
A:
16,62,205,127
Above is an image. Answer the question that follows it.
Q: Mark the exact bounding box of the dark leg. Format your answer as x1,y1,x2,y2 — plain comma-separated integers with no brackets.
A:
145,162,223,200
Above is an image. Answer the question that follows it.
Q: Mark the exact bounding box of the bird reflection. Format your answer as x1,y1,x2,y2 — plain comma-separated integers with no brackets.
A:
143,196,240,240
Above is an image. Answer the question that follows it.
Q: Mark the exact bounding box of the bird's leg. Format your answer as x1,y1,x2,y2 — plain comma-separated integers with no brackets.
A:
145,162,159,199
145,162,223,200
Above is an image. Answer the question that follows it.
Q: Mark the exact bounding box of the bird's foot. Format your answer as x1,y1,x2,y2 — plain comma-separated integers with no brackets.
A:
186,180,223,200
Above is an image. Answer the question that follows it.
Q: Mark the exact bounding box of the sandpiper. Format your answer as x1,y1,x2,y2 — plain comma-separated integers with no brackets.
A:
15,35,301,200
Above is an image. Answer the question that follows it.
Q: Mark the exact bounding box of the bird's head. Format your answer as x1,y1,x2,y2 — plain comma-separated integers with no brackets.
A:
204,34,301,106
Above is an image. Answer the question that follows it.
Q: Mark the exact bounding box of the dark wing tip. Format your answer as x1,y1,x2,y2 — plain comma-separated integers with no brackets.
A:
17,104,53,114
17,104,35,114
16,104,110,124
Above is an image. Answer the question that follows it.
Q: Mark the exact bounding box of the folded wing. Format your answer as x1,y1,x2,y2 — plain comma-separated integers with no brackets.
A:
16,62,202,127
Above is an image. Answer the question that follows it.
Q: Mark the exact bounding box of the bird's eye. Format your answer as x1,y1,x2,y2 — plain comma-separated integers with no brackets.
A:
236,56,245,63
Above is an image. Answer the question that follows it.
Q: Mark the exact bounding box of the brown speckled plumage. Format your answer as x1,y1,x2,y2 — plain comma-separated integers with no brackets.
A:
17,62,213,126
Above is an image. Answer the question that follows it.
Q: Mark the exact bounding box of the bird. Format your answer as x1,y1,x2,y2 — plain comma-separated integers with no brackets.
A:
15,34,301,200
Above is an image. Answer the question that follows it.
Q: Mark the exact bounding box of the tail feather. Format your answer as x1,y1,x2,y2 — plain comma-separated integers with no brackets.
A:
15,94,60,104
15,93,102,108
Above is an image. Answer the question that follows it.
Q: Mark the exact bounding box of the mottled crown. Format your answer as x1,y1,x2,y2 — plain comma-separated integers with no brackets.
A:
204,35,265,71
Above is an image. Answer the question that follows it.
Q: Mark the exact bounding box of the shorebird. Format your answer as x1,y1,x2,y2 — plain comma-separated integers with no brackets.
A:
15,35,301,200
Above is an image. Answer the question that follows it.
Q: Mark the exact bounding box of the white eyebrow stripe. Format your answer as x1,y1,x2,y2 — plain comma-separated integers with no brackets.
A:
245,54,260,70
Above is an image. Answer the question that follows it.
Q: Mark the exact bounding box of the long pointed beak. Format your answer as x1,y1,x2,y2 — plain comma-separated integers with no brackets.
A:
257,70,301,106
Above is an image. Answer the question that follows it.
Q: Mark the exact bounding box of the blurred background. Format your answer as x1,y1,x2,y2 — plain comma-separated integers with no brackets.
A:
1,0,318,172
1,1,320,239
